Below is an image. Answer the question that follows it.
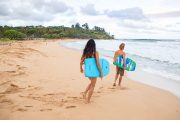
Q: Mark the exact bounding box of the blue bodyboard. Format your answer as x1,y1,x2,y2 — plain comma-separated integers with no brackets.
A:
85,58,110,77
113,56,136,71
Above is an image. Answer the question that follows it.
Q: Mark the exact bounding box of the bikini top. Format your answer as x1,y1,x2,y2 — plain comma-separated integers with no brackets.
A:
85,52,96,59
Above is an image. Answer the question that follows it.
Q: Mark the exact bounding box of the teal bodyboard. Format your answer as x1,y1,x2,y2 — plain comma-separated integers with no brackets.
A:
85,58,110,77
113,56,136,71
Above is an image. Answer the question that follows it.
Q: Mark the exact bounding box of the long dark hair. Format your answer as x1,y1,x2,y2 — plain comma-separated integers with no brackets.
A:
83,39,96,58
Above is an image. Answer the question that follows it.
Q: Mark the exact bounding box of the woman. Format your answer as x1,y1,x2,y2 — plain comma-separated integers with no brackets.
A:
80,39,103,103
113,43,126,86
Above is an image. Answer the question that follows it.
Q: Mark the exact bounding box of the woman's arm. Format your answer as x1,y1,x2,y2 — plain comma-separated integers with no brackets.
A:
95,52,103,78
80,55,85,73
123,52,126,70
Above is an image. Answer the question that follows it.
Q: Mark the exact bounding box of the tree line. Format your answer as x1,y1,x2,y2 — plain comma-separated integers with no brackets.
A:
0,23,114,40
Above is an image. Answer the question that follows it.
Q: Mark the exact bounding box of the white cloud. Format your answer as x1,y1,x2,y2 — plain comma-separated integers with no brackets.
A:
0,3,11,16
0,0,180,39
147,9,180,18
80,4,100,16
104,7,147,20
119,20,180,33
0,0,74,23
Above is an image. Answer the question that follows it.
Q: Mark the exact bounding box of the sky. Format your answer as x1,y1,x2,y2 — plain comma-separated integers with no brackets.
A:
0,0,180,39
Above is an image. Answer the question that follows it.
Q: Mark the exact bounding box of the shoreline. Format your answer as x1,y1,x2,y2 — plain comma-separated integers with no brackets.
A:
0,39,180,120
127,67,180,98
60,39,180,98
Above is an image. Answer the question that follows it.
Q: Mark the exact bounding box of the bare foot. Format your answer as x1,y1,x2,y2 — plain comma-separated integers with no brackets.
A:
120,86,128,90
85,100,90,104
113,83,116,86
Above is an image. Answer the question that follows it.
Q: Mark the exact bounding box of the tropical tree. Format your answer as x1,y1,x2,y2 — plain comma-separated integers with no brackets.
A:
1,24,114,40
4,30,26,40
71,25,75,28
82,23,89,30
75,23,81,29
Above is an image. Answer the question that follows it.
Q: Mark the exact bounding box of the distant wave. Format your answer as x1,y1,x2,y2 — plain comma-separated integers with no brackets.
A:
143,67,180,82
119,39,180,42
126,53,180,65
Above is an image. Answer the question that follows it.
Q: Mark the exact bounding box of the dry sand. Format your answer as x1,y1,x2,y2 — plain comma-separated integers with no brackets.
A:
0,39,180,120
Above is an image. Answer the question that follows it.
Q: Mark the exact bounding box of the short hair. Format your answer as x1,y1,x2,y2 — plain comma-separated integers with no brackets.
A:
119,43,125,50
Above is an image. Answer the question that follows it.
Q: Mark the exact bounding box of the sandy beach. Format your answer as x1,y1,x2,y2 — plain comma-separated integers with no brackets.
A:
0,39,180,120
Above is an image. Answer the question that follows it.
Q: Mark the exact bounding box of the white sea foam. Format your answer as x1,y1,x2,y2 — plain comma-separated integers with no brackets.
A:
142,67,180,82
95,40,180,64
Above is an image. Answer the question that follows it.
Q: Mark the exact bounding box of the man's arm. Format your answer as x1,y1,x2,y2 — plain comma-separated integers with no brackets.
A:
113,51,118,62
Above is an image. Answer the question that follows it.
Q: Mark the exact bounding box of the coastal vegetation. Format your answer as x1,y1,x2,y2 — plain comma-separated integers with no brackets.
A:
0,23,114,41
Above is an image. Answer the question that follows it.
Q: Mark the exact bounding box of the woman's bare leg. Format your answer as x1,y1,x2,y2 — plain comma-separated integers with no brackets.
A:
86,78,97,103
83,79,92,99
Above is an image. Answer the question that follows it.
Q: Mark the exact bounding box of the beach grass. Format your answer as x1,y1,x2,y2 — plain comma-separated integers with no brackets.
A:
0,39,16,42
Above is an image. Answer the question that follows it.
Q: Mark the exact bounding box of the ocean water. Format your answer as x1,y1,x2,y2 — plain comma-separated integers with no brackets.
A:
60,39,180,97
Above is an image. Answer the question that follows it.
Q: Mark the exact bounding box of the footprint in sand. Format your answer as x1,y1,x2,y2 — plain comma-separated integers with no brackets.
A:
97,91,102,93
4,84,20,94
24,105,33,108
6,70,16,73
65,105,76,109
27,86,41,91
40,108,52,111
28,85,33,87
0,80,11,86
61,99,68,103
0,98,13,104
0,94,5,98
108,87,116,89
108,86,129,91
14,71,26,76
7,63,13,66
120,87,129,90
43,93,55,96
19,95,25,97
17,108,28,112
67,96,83,101
67,96,78,99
